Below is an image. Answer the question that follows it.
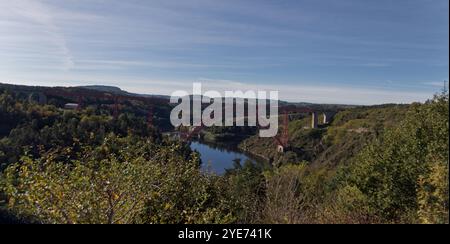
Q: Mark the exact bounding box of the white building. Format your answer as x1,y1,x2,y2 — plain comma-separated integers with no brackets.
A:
64,103,79,110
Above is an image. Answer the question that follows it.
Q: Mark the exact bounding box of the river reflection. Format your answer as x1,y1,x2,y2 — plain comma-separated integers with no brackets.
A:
189,141,266,175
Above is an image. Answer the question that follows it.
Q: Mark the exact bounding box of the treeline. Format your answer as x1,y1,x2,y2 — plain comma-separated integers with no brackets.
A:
253,93,448,223
239,103,411,166
0,89,162,171
0,86,448,224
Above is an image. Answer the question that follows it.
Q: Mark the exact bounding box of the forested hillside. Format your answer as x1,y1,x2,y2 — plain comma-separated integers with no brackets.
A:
0,84,448,224
239,104,410,167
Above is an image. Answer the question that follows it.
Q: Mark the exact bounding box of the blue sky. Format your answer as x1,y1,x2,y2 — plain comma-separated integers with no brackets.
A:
0,0,448,104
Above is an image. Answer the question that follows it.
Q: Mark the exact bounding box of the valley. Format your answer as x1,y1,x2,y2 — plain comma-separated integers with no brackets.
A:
0,82,448,224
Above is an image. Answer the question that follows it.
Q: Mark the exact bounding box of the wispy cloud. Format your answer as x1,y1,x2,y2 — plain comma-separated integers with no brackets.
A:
192,79,435,105
422,80,449,88
0,0,74,70
0,0,448,104
0,76,436,105
72,59,277,71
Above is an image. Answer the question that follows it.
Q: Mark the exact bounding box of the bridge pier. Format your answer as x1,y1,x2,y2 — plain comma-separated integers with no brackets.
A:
311,112,318,129
277,145,285,153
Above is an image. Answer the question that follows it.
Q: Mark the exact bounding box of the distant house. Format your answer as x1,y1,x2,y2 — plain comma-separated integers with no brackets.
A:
64,103,79,110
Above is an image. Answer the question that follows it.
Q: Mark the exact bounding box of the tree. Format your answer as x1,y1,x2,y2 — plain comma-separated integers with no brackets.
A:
1,136,234,224
341,93,449,222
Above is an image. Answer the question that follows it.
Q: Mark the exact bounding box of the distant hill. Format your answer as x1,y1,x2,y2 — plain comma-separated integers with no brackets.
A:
1,82,353,110
0,82,171,100
78,85,171,100
78,85,129,94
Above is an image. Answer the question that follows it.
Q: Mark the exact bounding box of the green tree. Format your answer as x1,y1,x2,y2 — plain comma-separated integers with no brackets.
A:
341,93,449,222
1,136,234,224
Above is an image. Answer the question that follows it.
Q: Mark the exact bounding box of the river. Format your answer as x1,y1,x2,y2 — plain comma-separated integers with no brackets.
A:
189,141,266,175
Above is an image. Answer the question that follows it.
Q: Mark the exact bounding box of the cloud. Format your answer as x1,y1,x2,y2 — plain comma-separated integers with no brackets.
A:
357,63,390,68
0,0,74,70
0,76,435,105
422,81,449,88
0,0,447,105
191,80,434,105
72,59,262,71
422,79,449,90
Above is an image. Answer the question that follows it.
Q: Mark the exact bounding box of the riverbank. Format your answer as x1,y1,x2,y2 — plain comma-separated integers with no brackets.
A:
200,131,272,162
237,144,272,162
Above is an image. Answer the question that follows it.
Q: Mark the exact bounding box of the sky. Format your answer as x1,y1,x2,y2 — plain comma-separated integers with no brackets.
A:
0,0,448,105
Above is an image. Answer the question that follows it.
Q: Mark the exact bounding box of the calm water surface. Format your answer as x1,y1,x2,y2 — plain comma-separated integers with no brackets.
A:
190,141,263,174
